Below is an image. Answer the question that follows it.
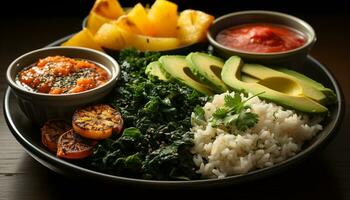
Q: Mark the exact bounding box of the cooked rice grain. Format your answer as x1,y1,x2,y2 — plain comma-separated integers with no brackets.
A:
191,92,322,178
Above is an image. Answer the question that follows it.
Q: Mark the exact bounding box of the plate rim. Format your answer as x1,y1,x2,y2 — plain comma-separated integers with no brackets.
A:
2,34,345,188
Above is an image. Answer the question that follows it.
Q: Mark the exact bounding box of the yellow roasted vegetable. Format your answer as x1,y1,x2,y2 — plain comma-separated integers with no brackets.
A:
87,0,124,34
127,3,155,36
94,23,126,50
91,0,124,19
177,9,214,44
148,0,178,37
86,11,111,34
75,0,214,52
120,28,180,51
94,23,180,51
114,16,142,35
61,28,104,52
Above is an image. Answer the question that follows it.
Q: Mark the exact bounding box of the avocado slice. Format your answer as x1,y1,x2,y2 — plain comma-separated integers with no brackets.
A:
145,61,171,81
186,52,229,93
221,56,328,114
241,74,259,83
159,55,214,95
241,63,327,105
277,68,337,105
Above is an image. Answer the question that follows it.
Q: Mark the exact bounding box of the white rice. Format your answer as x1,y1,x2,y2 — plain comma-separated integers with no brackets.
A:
191,92,323,179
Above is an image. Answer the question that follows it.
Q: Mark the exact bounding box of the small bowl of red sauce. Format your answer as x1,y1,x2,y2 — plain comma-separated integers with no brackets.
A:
207,10,316,66
6,46,120,124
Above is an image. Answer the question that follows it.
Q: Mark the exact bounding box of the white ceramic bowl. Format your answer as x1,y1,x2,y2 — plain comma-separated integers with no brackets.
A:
207,10,317,67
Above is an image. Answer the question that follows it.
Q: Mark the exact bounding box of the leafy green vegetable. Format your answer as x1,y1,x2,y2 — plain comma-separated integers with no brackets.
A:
193,105,205,120
122,127,142,138
191,105,207,126
224,93,241,108
209,93,260,131
88,48,208,180
236,112,259,131
212,107,229,119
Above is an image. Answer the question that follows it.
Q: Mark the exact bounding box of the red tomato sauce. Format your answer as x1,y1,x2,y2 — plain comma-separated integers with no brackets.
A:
17,56,110,94
216,23,306,53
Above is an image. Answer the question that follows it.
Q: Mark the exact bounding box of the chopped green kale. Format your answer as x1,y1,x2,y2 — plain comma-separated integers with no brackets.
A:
88,48,208,180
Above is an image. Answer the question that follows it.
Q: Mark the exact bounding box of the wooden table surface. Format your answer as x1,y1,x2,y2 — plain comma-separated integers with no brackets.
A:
0,15,349,199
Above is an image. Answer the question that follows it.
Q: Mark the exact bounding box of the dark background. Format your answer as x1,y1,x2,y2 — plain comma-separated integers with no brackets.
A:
1,0,350,199
2,0,350,17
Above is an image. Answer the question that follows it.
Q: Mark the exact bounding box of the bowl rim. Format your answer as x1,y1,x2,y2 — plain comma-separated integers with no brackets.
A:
207,10,317,56
6,46,120,98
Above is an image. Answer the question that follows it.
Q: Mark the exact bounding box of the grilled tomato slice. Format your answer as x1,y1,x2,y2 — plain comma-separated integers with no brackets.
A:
41,120,71,152
72,104,123,140
57,129,97,159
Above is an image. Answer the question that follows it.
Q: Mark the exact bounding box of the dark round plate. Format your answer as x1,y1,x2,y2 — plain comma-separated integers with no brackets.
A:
3,35,345,189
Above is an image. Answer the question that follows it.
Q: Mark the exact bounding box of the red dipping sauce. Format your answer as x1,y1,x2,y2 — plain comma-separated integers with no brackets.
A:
216,23,306,53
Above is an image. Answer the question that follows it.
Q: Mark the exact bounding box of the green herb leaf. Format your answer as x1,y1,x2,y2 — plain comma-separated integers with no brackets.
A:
212,107,229,119
209,93,259,132
193,105,205,120
122,127,142,138
223,114,239,126
236,112,259,131
224,93,241,108
192,105,206,127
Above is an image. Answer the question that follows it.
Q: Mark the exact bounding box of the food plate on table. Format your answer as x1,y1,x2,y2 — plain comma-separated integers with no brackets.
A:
3,0,344,188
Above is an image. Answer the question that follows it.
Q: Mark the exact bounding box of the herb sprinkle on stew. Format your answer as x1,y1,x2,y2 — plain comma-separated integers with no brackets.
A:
17,56,110,94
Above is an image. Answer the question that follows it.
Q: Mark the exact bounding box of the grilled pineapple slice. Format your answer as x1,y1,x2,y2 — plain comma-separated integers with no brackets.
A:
90,0,124,19
94,22,180,51
177,9,214,44
87,0,124,34
86,11,112,34
61,28,104,51
148,0,178,37
127,3,155,36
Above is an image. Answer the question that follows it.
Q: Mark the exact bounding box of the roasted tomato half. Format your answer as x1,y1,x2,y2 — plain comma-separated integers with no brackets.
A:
41,119,71,152
57,129,97,159
72,104,123,140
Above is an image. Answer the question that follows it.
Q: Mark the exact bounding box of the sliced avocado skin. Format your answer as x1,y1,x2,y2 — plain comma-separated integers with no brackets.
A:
277,68,337,105
221,56,328,114
145,61,172,81
159,55,214,95
241,63,327,104
186,52,229,93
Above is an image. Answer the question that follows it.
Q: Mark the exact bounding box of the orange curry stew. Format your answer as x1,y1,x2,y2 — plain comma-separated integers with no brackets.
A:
17,56,110,94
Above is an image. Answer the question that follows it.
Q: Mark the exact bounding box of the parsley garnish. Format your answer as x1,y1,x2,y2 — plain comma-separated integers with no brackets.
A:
209,92,262,131
236,112,259,131
191,105,206,126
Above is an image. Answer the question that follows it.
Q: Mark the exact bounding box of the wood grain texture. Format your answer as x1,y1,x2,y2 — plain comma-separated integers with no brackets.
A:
0,15,349,200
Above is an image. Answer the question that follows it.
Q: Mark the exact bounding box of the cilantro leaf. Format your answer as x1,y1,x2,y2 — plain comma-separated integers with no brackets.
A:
224,93,248,113
224,93,241,107
223,114,239,126
209,93,260,132
236,112,259,131
212,107,229,119
191,105,207,126
193,105,205,121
